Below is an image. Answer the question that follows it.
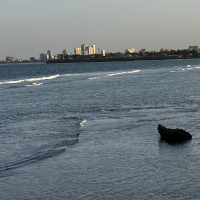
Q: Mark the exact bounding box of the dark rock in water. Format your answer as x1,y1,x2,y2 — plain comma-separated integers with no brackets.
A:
157,124,192,143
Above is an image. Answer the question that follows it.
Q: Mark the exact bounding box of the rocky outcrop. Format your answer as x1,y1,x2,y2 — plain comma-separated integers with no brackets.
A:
157,124,192,143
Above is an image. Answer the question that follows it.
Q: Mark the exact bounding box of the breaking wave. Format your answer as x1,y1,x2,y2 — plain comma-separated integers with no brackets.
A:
88,70,140,80
0,74,59,85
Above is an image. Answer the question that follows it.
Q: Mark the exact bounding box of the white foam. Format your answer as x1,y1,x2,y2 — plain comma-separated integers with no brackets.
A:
80,120,87,127
187,65,191,67
88,77,101,80
127,70,140,74
170,71,176,73
89,70,140,80
0,80,25,84
60,74,72,77
0,74,59,85
195,67,200,69
26,83,43,87
25,74,59,82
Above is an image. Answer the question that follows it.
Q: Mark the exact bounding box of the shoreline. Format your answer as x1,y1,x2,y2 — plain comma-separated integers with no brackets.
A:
46,56,200,64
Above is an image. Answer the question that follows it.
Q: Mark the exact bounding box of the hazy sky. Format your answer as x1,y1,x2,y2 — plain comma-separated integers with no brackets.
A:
1,0,200,59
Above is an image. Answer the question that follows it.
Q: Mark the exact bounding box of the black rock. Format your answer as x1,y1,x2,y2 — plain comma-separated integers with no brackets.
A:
157,124,192,143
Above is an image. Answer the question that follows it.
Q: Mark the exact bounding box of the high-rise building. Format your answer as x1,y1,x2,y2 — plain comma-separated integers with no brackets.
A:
101,50,106,56
40,53,49,62
81,44,96,55
74,48,81,55
47,50,53,59
81,44,88,55
91,45,95,54
85,45,96,55
85,46,91,55
63,49,67,55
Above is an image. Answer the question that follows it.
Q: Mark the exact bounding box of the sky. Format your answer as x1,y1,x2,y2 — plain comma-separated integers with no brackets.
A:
1,0,200,59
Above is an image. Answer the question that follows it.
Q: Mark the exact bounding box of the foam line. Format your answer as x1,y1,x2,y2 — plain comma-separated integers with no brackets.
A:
88,70,140,80
25,74,59,82
0,80,25,85
0,74,59,85
26,83,43,87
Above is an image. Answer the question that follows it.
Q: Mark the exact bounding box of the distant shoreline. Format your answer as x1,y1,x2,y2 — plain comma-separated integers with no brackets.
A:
1,56,199,65
0,62,44,65
46,56,200,64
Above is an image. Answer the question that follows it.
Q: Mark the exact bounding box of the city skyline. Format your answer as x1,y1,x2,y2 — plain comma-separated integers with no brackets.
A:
1,0,200,59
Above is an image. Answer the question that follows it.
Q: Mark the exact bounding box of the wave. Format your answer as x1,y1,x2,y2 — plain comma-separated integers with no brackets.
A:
0,116,84,172
0,74,59,85
88,70,140,80
0,148,66,171
137,118,169,122
26,83,43,87
25,74,59,82
60,74,72,77
0,80,25,85
54,139,79,148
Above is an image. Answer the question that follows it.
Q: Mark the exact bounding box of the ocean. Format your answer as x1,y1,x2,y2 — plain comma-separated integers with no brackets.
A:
0,59,200,199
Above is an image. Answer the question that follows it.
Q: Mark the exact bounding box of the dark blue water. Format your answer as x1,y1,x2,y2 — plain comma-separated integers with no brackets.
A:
0,59,200,199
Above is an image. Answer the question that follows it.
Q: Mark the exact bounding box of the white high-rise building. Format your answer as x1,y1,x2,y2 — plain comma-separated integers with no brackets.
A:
81,44,96,55
74,48,81,55
91,45,95,54
85,45,96,55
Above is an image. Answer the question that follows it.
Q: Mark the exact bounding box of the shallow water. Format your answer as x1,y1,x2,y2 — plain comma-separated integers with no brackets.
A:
0,59,200,199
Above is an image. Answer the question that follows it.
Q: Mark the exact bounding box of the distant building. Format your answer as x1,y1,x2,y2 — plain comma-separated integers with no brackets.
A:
30,57,37,62
40,53,49,62
74,48,81,55
81,44,95,55
63,49,67,55
84,49,89,55
189,45,199,51
160,48,170,52
47,50,53,59
125,48,134,53
101,50,106,56
198,49,200,54
85,46,91,55
81,44,87,55
85,45,96,55
6,56,15,62
91,45,95,54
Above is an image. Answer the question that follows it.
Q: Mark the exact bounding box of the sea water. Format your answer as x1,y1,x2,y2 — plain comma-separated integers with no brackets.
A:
0,59,200,199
